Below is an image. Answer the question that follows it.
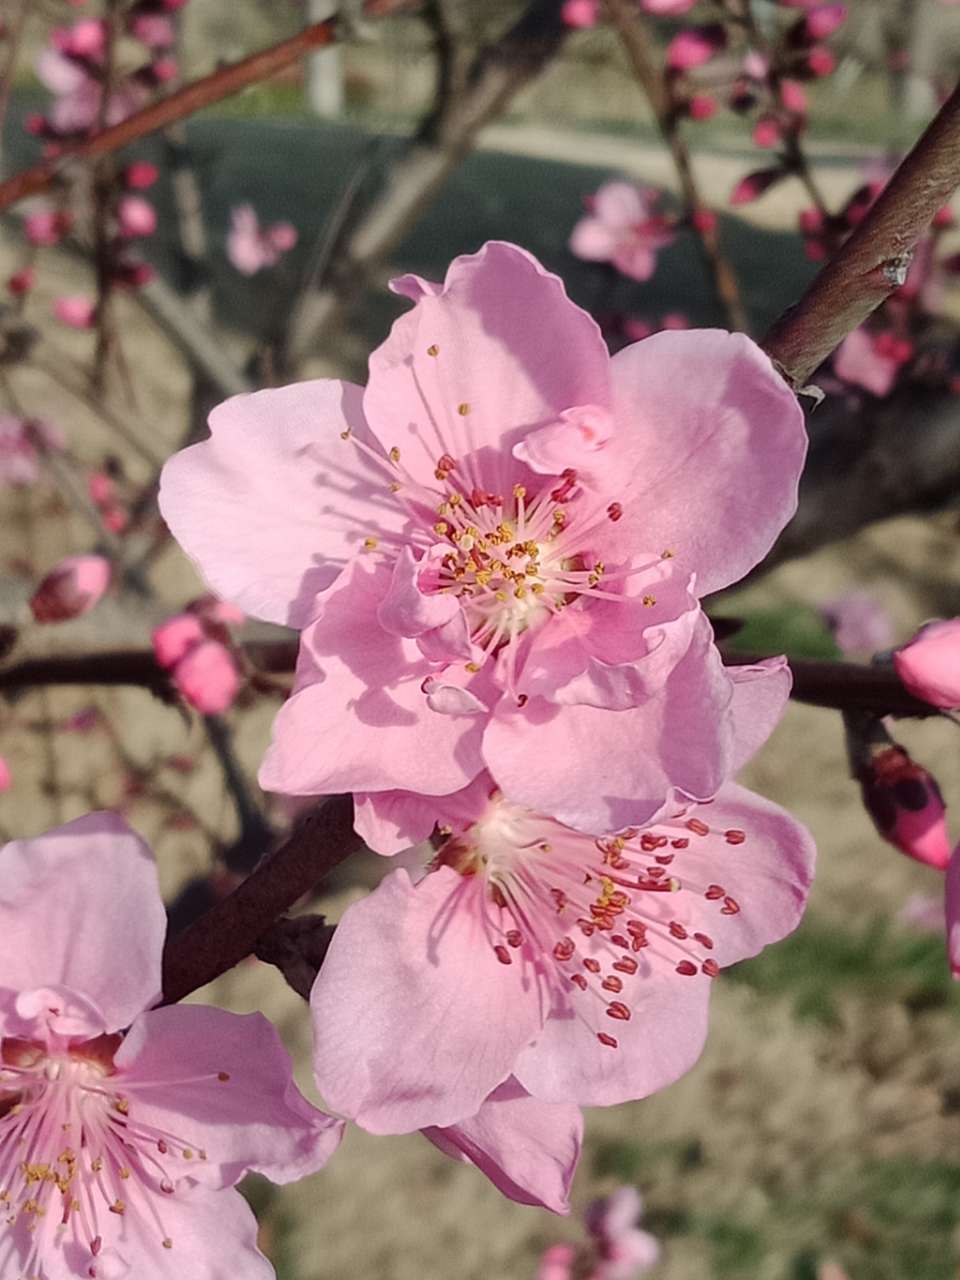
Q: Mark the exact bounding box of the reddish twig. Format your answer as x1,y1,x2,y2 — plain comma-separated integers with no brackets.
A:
161,794,361,1004
763,81,960,387
604,0,748,332
0,21,337,213
0,640,937,718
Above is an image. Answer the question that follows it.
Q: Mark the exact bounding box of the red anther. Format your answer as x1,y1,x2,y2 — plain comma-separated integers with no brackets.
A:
157,1140,168,1154
626,919,646,934
494,944,512,965
671,838,689,849
571,973,589,991
613,957,639,975
583,957,601,974
611,934,630,949
606,502,623,522
597,1032,619,1048
686,818,710,836
505,929,523,948
577,919,596,936
606,1001,631,1020
675,960,698,976
668,921,689,940
550,888,567,910
693,932,714,949
437,453,456,473
602,975,624,993
655,853,675,865
632,934,650,951
702,959,721,977
724,829,746,845
641,833,668,851
553,937,575,961
647,866,666,880
91,1238,102,1256
705,884,725,900
721,896,741,915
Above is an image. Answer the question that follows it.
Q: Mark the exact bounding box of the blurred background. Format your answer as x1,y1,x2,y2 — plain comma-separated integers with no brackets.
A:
2,1,960,1277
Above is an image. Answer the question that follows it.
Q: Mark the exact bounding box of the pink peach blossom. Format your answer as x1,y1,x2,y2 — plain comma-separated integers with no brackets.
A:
0,416,63,488
8,267,35,295
226,205,298,275
820,591,893,655
585,1185,660,1278
118,194,158,238
152,613,206,669
834,328,911,397
160,244,806,835
667,26,726,71
312,771,815,1130
894,619,960,708
124,160,159,189
54,295,96,328
172,639,240,715
570,182,675,281
562,0,599,27
642,0,697,12
0,812,343,1278
804,4,847,39
36,43,146,136
129,13,176,47
539,1243,576,1280
30,554,112,623
24,206,70,246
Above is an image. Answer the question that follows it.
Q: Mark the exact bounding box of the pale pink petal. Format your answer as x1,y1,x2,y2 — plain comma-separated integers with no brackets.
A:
258,558,486,796
569,217,622,262
603,331,806,595
159,380,412,627
611,242,658,283
365,242,611,490
727,656,792,770
593,181,650,229
0,813,164,1034
423,1078,582,1214
36,46,87,95
310,867,545,1132
377,544,460,637
115,1005,344,1186
485,616,735,833
834,328,898,397
512,404,614,479
173,640,240,715
353,789,438,854
422,677,488,716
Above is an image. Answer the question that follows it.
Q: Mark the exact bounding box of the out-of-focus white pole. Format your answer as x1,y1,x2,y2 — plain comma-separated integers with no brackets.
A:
306,0,344,117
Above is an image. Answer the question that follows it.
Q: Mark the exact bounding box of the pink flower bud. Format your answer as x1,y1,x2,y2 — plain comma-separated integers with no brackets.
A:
933,204,955,229
805,46,836,77
691,207,717,234
25,209,70,247
117,194,157,238
63,18,106,57
0,757,10,793
893,619,960,708
124,160,159,189
946,842,960,980
561,0,599,26
173,640,240,715
798,206,825,234
101,504,128,533
779,78,808,115
730,166,786,205
805,4,847,39
666,25,726,71
266,221,298,253
114,259,155,288
87,470,114,505
743,49,770,80
54,296,96,328
642,0,697,12
30,555,111,623
151,56,178,82
687,94,717,120
152,613,205,669
860,745,950,870
129,14,175,47
8,268,35,295
537,1243,576,1280
752,116,782,148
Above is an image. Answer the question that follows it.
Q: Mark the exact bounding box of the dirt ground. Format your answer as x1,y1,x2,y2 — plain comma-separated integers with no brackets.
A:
2,122,960,1279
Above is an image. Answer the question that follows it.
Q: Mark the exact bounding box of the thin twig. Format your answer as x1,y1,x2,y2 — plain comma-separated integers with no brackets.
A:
0,21,338,213
161,794,361,1004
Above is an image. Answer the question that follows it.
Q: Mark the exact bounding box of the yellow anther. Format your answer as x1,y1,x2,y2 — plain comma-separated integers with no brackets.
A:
514,586,527,600
339,428,351,440
457,403,470,416
495,590,508,602
113,1098,129,1115
182,1149,194,1160
465,662,480,673
363,537,379,550
91,1158,103,1174
513,484,526,499
163,1238,174,1250
109,1200,125,1216
434,521,449,535
449,492,462,507
427,344,439,357
389,481,401,492
661,548,674,559
552,510,566,526
642,595,656,607
389,446,401,463
531,583,545,594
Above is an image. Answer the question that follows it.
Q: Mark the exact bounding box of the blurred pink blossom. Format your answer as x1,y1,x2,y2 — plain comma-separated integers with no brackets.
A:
585,1186,660,1278
117,193,157,238
7,267,35,295
820,591,893,655
642,0,697,12
561,0,599,26
894,619,960,709
0,813,343,1277
0,416,63,488
805,4,847,39
173,639,240,715
54,295,96,328
570,182,675,281
129,13,176,46
947,842,960,978
667,25,726,71
36,42,146,135
538,1243,576,1280
24,205,71,246
124,160,159,189
30,554,112,623
226,204,299,275
898,893,944,934
834,327,912,397
0,758,10,793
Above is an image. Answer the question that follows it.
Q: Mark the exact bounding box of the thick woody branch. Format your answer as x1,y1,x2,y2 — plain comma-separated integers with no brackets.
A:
0,640,935,717
0,22,337,213
161,794,361,1004
762,82,960,387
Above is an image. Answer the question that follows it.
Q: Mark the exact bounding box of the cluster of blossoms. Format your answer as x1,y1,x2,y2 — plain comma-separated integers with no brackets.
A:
152,596,244,716
155,241,817,1232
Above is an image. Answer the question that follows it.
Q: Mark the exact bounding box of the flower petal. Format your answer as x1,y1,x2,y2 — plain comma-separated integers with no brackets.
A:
727,655,792,770
0,813,164,1034
365,242,611,491
258,557,486,797
159,380,412,627
310,867,545,1133
377,545,460,637
423,1078,582,1214
602,330,806,595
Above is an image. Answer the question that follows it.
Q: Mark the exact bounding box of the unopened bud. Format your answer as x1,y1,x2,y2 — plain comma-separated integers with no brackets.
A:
804,4,847,40
851,723,950,870
30,555,111,624
666,25,727,71
730,166,786,205
152,613,205,670
173,640,240,715
893,619,960,709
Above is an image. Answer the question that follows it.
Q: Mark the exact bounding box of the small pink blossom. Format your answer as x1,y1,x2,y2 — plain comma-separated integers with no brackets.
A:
687,94,717,120
7,267,35,295
820,591,893,655
894,619,960,708
0,813,343,1278
312,770,815,1130
666,25,726,71
24,206,70,246
570,182,674,282
561,0,599,26
129,13,176,47
834,327,911,397
753,116,782,148
226,205,298,275
30,554,112,623
730,167,786,204
173,640,241,715
54,295,96,328
805,46,836,77
539,1243,576,1280
804,4,847,39
153,613,206,669
0,758,10,793
585,1186,660,1278
779,78,808,116
0,416,63,488
124,160,159,189
160,243,807,835
641,0,697,12
117,194,157,238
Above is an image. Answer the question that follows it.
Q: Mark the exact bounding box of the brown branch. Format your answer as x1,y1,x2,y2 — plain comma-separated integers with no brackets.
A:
161,795,361,1004
762,81,960,387
0,21,337,213
0,639,937,718
604,0,748,332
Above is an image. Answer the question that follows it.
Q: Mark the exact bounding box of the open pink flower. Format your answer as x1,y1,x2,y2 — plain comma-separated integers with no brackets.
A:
0,416,64,488
585,1185,660,1278
160,244,805,834
226,205,298,275
570,183,674,282
36,40,146,136
311,768,815,1131
0,812,343,1279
